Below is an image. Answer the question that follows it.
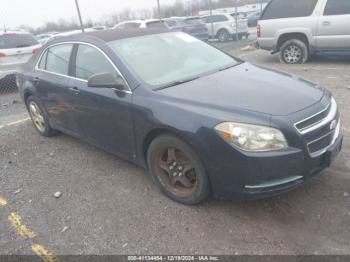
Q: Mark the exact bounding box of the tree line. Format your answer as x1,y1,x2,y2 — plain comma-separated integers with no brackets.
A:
22,0,268,34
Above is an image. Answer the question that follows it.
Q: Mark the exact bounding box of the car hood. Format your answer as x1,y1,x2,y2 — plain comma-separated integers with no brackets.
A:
159,62,324,116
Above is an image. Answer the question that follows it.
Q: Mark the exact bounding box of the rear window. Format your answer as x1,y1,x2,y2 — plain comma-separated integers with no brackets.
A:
324,0,350,15
261,0,318,20
0,34,38,49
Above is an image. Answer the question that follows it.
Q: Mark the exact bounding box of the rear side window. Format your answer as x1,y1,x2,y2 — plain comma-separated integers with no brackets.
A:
324,0,350,15
75,44,116,80
0,34,38,49
45,44,73,75
262,0,318,20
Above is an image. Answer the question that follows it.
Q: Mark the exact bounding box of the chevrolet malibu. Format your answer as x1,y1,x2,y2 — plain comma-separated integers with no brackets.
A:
17,29,343,205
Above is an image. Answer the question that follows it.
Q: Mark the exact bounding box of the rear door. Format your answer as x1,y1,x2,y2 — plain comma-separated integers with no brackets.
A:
67,43,135,158
316,0,350,50
35,43,76,132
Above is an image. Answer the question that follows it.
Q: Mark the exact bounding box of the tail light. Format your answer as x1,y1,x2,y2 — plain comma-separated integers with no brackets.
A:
0,53,5,58
257,25,261,38
32,48,41,54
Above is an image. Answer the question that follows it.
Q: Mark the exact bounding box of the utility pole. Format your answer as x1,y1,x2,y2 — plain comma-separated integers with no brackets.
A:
209,0,214,40
74,0,85,33
157,0,162,20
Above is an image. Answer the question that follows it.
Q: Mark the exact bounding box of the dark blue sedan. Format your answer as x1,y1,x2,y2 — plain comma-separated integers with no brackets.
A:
17,29,343,205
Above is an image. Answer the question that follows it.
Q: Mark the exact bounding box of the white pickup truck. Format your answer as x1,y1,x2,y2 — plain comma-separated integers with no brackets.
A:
256,0,350,64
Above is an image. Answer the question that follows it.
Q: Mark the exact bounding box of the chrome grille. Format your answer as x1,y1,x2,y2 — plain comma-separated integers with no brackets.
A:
308,131,334,154
295,105,331,132
294,98,340,157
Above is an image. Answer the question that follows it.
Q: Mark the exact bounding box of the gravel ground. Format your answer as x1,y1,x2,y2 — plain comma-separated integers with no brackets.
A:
0,43,349,256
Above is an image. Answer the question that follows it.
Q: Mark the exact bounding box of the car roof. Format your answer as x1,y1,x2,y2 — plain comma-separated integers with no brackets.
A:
49,28,170,44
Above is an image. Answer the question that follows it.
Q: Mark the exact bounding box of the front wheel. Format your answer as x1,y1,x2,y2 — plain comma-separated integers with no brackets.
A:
147,134,210,205
279,39,309,64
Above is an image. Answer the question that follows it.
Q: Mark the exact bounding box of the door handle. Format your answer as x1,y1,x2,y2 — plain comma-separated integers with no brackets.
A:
34,77,40,83
69,86,80,95
322,21,331,26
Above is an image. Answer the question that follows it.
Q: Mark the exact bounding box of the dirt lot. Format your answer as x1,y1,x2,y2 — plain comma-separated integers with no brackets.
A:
0,43,349,257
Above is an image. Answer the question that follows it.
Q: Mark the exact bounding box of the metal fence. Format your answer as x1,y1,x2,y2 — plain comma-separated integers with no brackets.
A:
0,72,18,95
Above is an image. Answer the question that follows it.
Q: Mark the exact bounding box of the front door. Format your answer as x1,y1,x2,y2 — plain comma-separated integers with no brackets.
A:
316,0,350,50
67,44,135,159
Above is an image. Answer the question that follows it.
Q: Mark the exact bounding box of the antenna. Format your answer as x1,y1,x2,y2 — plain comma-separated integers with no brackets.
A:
74,0,85,33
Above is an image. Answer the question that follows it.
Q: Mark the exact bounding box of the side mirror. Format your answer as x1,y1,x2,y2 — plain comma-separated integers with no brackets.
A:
87,72,126,90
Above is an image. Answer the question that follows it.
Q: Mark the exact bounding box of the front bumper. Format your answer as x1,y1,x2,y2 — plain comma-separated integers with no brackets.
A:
198,132,343,200
244,134,343,199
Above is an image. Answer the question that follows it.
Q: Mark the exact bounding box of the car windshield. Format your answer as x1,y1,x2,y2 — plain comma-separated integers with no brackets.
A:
109,32,238,89
0,34,38,49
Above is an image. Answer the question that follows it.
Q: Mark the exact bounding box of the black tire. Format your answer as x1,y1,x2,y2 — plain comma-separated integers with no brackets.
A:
147,134,210,205
217,29,230,42
26,95,59,137
279,39,309,64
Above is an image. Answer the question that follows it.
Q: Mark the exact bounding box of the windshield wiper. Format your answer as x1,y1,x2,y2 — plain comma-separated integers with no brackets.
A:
154,76,200,91
218,63,237,72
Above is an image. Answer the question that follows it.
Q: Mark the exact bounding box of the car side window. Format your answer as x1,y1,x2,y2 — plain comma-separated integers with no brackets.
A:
261,0,318,20
324,0,350,15
45,44,73,75
75,44,120,81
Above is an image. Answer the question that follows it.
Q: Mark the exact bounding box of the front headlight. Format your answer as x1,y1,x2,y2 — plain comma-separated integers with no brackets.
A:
215,122,288,152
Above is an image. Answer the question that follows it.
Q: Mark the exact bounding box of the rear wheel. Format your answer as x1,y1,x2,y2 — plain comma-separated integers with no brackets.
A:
147,134,210,205
279,39,309,64
26,96,58,137
217,29,230,42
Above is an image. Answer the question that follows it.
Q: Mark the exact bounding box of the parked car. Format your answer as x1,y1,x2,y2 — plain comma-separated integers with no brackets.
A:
17,29,342,205
35,33,57,45
257,0,350,64
164,17,209,40
0,31,41,66
0,31,41,91
113,19,168,29
247,11,261,27
201,14,249,42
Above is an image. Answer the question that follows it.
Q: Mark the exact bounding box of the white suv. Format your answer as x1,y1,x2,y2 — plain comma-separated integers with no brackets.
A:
0,31,41,67
257,0,350,64
201,14,249,42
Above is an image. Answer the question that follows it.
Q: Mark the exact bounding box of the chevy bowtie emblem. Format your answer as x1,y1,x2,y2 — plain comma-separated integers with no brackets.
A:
330,120,337,130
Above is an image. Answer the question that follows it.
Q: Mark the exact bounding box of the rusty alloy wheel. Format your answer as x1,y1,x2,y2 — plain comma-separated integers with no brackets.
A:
154,146,197,198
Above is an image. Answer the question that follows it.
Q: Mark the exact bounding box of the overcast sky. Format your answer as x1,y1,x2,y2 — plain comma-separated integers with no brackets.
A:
0,0,177,28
